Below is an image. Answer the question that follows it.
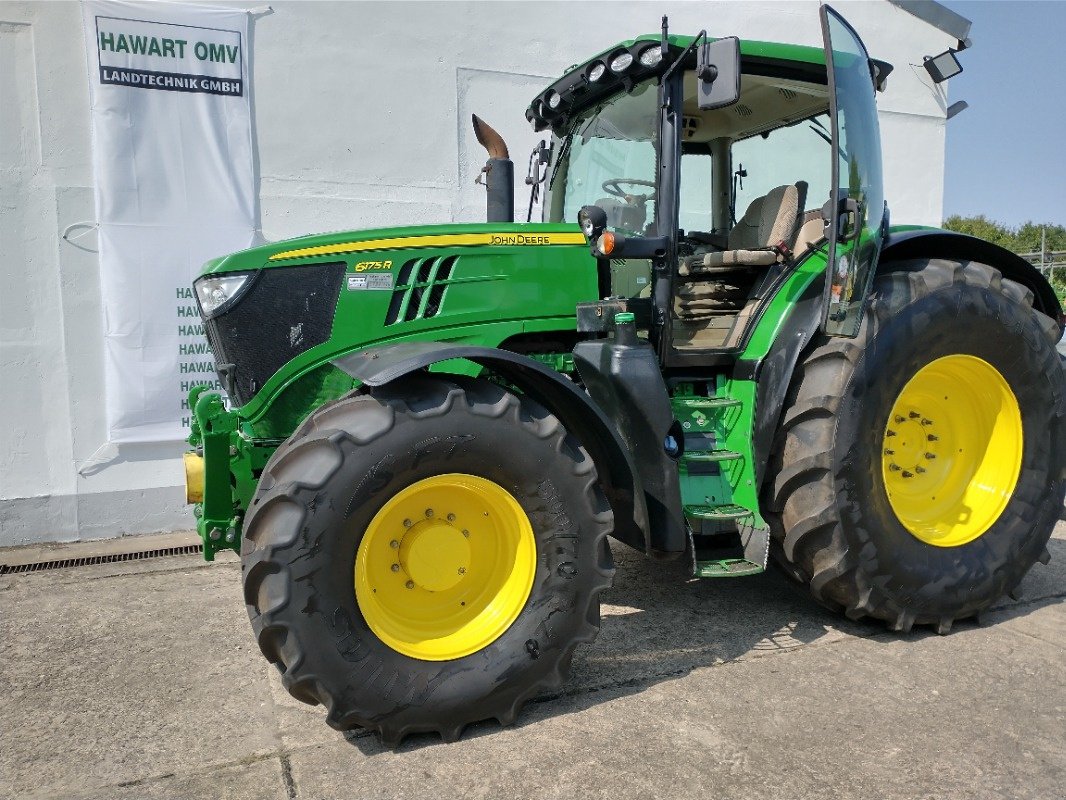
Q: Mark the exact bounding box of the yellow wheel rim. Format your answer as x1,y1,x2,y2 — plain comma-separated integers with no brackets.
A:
881,354,1023,547
354,473,536,661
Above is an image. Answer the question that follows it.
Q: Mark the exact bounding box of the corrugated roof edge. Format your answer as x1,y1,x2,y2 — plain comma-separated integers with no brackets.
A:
887,0,972,44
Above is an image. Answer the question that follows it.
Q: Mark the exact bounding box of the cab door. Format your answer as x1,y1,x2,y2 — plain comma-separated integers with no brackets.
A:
820,5,887,336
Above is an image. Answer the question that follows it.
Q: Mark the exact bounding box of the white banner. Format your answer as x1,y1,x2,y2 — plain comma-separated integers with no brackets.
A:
82,0,256,442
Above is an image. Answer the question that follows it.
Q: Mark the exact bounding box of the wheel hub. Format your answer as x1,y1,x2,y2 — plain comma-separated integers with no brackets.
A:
399,519,471,592
881,354,1023,547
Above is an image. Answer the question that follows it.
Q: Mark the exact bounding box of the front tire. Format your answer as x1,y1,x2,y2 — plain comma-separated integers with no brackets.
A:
767,259,1065,632
241,376,614,745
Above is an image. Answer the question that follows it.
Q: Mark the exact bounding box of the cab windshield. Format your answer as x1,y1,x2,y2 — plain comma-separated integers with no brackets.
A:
543,80,659,235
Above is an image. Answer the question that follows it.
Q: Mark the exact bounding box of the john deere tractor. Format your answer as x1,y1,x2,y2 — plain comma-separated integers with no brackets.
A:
184,7,1065,745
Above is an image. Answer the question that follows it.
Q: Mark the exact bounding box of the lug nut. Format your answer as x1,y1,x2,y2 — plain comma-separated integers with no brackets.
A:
391,564,400,572
389,540,399,549
927,434,939,442
921,418,933,426
403,519,413,528
925,452,936,460
915,466,926,474
447,513,456,522
888,464,901,472
894,415,905,424
405,580,414,589
886,429,897,437
884,449,895,456
462,529,470,538
458,567,466,575
902,470,914,478
909,411,920,419
425,508,434,518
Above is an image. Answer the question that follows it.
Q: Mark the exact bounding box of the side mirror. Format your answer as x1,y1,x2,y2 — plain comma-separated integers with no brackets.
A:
696,36,741,110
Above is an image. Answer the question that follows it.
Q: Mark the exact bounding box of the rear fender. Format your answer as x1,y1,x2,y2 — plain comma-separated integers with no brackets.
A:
880,229,1064,335
333,342,652,554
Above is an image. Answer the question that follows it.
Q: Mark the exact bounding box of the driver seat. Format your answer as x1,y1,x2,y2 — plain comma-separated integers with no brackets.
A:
594,197,649,233
679,183,804,276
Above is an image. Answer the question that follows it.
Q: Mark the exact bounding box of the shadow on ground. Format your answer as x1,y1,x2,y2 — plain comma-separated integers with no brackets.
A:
342,535,1065,755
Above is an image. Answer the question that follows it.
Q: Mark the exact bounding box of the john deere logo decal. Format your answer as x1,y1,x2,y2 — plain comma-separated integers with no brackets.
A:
488,234,553,245
94,16,244,96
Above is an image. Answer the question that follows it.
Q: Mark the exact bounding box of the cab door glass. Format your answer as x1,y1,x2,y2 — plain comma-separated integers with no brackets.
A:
679,151,714,235
821,5,886,337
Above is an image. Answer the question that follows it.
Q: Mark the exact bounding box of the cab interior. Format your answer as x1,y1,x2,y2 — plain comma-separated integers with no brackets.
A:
607,71,833,351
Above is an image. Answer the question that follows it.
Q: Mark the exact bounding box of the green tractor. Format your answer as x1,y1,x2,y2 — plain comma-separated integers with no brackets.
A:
184,7,1064,745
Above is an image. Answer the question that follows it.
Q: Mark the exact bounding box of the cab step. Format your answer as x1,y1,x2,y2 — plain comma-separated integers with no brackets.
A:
681,449,743,464
688,523,770,579
672,396,741,410
694,558,765,578
684,503,752,522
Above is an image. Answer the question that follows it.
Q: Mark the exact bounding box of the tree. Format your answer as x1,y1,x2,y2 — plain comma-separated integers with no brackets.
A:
942,215,1066,255
942,215,1014,249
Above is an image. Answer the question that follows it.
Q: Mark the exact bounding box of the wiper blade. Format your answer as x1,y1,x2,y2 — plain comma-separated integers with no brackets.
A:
548,119,581,190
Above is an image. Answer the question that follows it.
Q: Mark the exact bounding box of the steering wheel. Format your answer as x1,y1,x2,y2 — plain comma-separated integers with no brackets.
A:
601,178,657,202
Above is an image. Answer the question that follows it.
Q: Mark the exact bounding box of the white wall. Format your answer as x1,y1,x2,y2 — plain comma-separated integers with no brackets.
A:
0,0,959,547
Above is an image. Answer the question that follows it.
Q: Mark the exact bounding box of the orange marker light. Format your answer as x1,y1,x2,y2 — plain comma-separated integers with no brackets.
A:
597,231,616,256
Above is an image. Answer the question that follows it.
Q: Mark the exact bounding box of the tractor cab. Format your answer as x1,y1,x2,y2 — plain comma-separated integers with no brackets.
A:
531,9,886,363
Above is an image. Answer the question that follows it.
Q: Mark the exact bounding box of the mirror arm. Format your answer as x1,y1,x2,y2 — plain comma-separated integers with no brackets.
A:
661,29,706,87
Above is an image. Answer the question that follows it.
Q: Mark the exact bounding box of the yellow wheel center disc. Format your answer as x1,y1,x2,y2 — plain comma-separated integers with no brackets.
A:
399,523,471,592
354,473,536,661
881,354,1023,547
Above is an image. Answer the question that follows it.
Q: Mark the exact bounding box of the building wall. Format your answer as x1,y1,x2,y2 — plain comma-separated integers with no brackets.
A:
0,0,959,546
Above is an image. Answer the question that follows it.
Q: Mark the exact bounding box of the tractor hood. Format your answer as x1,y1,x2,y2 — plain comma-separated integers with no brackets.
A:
198,222,586,277
193,219,599,420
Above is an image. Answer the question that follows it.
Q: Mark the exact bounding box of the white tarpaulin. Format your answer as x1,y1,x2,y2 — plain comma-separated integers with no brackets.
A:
82,0,256,442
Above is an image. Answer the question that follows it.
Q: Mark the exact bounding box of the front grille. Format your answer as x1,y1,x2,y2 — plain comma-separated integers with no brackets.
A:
204,262,345,406
384,255,459,325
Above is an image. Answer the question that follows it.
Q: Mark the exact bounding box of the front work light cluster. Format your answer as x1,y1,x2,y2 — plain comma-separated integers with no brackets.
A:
194,272,252,318
525,39,667,133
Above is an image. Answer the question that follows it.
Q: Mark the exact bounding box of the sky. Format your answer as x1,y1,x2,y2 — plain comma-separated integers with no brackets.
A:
939,0,1066,227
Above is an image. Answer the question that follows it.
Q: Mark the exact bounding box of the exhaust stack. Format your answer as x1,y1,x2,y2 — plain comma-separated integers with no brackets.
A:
472,115,514,223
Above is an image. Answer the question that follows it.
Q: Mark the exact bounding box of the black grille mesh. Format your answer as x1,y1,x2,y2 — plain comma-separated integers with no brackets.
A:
204,262,345,407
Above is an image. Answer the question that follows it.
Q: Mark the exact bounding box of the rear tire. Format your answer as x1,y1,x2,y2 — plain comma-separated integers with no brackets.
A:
766,259,1065,631
241,375,614,745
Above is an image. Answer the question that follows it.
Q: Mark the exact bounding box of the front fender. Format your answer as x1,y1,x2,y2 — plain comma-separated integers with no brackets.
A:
333,342,653,555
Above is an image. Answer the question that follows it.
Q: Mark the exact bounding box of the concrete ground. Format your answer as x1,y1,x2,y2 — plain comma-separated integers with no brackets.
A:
1,525,1063,800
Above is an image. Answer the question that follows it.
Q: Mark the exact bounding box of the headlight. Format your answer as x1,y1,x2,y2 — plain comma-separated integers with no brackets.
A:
194,273,252,317
639,46,662,67
546,90,562,109
609,52,633,73
587,62,606,82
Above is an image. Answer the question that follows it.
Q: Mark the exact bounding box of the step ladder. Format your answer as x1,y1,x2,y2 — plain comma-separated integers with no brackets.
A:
673,390,767,579
684,505,769,578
